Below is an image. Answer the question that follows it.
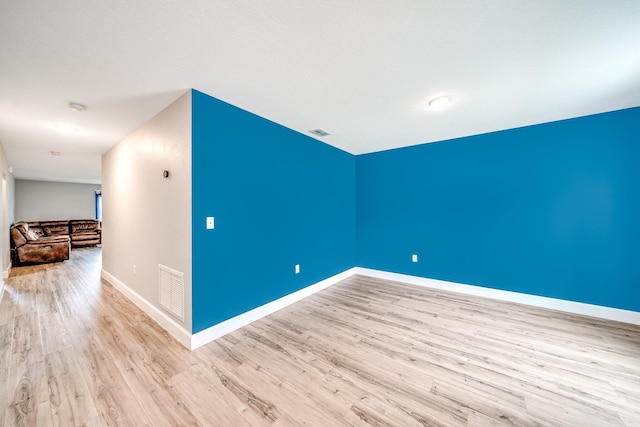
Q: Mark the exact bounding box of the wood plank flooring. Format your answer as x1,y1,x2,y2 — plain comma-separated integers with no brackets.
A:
1,248,639,426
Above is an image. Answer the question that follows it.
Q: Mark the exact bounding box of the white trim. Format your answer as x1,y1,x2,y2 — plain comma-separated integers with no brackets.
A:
355,268,640,326
2,261,10,279
101,265,640,352
190,267,357,350
101,269,192,348
1,261,10,302
101,267,357,351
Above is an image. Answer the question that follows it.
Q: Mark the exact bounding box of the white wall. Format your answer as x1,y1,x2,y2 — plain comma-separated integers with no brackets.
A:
102,91,192,333
15,180,101,221
1,143,16,281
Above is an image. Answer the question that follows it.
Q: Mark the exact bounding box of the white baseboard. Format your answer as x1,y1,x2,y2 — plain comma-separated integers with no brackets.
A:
355,268,640,326
1,261,10,303
101,269,192,349
101,265,640,351
191,267,357,350
3,261,10,280
101,267,357,350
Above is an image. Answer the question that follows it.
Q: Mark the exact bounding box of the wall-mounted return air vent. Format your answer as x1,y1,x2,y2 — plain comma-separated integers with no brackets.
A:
309,129,331,137
159,264,184,321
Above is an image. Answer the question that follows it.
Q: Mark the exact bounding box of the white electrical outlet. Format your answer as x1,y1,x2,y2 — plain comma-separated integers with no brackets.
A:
206,216,215,229
133,264,137,275
412,254,418,263
295,264,300,274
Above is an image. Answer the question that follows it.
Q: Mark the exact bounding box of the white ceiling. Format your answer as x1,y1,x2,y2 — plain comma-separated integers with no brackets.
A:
1,1,639,185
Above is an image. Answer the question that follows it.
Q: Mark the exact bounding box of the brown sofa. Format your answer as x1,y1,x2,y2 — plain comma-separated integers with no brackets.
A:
10,219,102,264
69,219,102,247
10,222,71,264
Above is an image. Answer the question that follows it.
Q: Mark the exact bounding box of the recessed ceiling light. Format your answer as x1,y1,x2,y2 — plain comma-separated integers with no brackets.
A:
427,95,452,111
68,102,87,112
52,123,78,134
50,151,61,156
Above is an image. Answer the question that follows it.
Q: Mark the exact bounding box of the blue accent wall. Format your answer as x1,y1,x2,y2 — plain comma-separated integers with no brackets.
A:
192,90,356,333
357,107,640,312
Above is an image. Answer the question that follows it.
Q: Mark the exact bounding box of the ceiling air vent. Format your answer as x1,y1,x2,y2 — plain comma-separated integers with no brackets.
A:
309,129,331,137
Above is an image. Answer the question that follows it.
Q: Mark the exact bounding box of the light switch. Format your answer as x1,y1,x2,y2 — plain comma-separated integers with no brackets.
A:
206,217,214,229
295,264,300,274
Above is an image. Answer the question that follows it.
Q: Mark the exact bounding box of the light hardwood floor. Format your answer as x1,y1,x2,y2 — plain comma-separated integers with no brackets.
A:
1,248,639,426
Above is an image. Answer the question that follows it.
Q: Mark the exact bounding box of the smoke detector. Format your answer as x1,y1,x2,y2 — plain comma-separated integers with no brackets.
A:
68,102,87,112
